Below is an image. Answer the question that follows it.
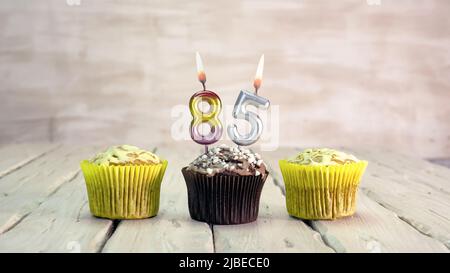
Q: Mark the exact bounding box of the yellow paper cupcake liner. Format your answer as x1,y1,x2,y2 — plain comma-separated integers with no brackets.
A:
80,160,168,219
279,160,368,220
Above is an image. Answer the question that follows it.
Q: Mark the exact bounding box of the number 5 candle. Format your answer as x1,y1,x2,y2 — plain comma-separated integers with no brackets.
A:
227,55,270,146
189,52,223,152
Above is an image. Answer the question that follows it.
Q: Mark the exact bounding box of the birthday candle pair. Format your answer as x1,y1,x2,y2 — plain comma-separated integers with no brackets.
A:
183,53,271,224
79,54,368,224
189,52,269,148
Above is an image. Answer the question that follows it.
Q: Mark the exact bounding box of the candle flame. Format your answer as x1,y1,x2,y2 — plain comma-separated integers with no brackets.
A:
254,54,264,92
196,52,206,88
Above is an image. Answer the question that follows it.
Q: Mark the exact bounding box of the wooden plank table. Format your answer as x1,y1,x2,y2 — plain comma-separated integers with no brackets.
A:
0,143,448,253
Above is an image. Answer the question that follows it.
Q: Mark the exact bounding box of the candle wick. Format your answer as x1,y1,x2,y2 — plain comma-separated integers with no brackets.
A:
202,82,206,91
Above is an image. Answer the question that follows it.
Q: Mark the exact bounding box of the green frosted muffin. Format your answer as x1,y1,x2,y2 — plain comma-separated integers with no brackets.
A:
80,145,168,219
279,148,368,220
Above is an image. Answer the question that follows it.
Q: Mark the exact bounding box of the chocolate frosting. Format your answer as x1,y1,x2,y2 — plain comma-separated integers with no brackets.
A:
186,144,267,177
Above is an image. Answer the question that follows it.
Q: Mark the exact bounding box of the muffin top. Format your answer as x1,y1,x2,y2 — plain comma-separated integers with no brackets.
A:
288,148,359,166
187,144,267,177
90,145,160,166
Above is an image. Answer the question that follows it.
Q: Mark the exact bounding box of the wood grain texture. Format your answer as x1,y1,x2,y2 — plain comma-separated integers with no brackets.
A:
213,175,334,252
361,167,450,249
0,145,96,234
342,149,450,248
357,149,450,193
0,174,113,252
311,193,448,253
0,143,58,178
0,0,449,158
102,144,214,252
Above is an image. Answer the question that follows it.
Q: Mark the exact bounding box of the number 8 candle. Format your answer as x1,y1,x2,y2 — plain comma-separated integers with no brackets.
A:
189,52,223,152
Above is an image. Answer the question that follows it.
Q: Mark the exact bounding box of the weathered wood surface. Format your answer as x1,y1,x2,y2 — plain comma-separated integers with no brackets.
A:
358,149,450,193
0,143,58,178
0,174,113,252
311,193,448,252
0,144,448,252
338,149,450,249
0,145,97,234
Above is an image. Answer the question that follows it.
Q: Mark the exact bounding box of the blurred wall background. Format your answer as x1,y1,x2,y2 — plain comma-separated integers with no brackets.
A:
0,0,449,158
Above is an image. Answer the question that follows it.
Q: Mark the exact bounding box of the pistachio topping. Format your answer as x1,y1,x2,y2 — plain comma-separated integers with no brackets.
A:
90,145,160,166
288,148,359,166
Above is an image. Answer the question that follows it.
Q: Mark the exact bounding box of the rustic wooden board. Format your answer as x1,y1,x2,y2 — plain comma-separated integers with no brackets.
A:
357,149,450,194
0,143,58,178
343,150,450,249
311,192,448,253
361,171,450,249
0,145,97,234
213,175,334,253
102,143,214,253
0,174,113,252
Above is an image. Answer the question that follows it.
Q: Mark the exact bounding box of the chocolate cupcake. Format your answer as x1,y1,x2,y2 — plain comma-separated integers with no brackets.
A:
182,144,269,225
